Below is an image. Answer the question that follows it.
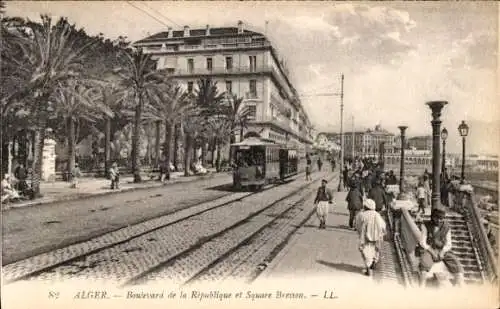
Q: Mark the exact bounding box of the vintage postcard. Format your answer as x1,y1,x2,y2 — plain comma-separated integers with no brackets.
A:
1,1,498,309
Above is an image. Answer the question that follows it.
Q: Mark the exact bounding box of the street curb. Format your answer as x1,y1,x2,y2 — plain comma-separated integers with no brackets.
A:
2,172,226,211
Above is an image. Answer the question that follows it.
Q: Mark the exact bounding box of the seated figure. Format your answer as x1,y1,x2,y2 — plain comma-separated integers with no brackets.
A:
1,174,20,202
418,208,465,287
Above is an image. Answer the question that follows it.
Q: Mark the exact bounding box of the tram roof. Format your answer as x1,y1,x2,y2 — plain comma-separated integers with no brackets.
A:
230,137,279,147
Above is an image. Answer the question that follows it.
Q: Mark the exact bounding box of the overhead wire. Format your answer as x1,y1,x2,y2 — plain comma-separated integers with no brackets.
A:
126,1,177,29
140,2,182,28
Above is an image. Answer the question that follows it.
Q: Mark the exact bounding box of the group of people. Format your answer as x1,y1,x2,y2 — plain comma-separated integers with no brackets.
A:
1,164,33,203
313,177,387,277
312,156,467,286
305,153,336,182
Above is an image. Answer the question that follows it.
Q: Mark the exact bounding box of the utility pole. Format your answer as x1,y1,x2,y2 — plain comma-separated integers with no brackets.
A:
351,115,355,159
337,74,345,192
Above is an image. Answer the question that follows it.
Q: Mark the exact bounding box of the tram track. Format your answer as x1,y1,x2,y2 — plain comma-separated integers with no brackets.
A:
131,174,336,287
4,172,331,285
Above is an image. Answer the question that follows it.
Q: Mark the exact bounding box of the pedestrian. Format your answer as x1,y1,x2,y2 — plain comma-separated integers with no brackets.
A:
109,162,120,189
416,182,427,214
342,165,349,189
423,175,431,207
317,157,323,171
418,207,465,287
313,179,333,229
70,163,81,188
305,154,312,181
346,182,363,229
368,178,388,213
14,163,28,193
355,199,387,276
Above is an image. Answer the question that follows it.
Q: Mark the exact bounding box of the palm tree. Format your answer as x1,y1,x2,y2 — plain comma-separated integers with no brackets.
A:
8,16,96,195
206,114,232,172
224,93,252,146
115,48,163,182
194,78,225,165
53,80,112,180
148,83,193,179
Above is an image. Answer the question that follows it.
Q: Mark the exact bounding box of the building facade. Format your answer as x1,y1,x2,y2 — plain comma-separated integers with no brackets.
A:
406,135,433,151
317,125,396,158
134,21,313,156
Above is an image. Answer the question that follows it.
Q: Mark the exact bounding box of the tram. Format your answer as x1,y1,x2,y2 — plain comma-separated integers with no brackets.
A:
230,136,298,190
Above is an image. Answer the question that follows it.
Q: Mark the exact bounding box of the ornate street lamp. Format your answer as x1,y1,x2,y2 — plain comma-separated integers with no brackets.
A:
441,127,448,178
458,120,469,183
426,101,448,210
398,126,408,192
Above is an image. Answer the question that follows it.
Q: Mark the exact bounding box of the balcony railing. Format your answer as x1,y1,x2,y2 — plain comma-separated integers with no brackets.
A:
141,41,271,54
170,65,272,76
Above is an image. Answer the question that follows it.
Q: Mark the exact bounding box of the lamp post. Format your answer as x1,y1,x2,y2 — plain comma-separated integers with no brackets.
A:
458,120,469,183
426,101,447,210
440,127,448,178
398,126,407,192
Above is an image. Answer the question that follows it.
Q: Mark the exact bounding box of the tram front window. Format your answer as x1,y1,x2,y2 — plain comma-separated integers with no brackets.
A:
234,148,265,169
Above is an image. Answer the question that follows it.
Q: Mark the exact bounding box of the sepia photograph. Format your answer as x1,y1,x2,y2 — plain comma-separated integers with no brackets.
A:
1,1,498,308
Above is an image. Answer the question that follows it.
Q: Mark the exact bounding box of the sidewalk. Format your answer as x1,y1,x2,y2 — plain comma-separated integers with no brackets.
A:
257,189,401,285
2,169,222,210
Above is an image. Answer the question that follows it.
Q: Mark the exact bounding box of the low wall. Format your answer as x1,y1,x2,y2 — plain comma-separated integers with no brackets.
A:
397,188,498,284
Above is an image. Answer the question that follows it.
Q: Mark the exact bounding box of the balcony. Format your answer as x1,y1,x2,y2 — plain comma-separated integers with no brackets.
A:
245,92,260,100
141,41,271,54
169,65,273,77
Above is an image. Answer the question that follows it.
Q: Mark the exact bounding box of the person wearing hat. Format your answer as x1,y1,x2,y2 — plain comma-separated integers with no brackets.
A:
109,162,120,190
346,181,363,229
418,207,464,287
70,163,82,188
355,198,386,276
313,179,333,229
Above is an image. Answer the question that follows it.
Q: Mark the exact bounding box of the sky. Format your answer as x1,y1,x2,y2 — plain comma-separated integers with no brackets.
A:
4,1,499,155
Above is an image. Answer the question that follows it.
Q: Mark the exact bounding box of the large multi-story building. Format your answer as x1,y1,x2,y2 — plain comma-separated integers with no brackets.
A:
317,125,396,158
406,135,433,151
134,21,313,155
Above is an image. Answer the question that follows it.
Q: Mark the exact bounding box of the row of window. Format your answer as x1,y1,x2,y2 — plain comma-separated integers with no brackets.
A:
186,80,258,98
186,55,257,72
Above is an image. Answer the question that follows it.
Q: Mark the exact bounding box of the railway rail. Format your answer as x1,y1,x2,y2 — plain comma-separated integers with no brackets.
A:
4,172,335,286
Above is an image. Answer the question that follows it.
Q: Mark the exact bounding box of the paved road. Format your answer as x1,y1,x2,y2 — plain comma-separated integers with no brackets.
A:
2,173,232,264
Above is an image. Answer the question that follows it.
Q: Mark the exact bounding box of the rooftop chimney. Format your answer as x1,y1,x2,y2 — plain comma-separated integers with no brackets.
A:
205,24,210,36
167,27,173,38
237,20,244,34
183,25,190,37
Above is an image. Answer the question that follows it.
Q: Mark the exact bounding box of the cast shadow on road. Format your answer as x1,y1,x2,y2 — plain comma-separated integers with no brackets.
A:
316,260,364,275
204,179,296,192
302,224,354,233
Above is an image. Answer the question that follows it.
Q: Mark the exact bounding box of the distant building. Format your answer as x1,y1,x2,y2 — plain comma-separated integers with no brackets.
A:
406,135,433,151
317,125,396,158
134,21,313,156
452,154,499,171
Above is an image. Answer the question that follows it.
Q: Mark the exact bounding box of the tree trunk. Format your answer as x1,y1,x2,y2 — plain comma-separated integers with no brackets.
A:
31,119,47,197
104,116,111,178
210,137,216,167
192,138,198,163
201,137,207,166
229,133,236,161
67,118,76,182
155,120,161,167
183,133,191,177
216,139,222,173
164,121,174,180
240,127,244,142
131,94,143,183
173,123,179,171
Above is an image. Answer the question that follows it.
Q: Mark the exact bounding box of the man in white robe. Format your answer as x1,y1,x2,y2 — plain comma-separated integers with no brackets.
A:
355,198,387,276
